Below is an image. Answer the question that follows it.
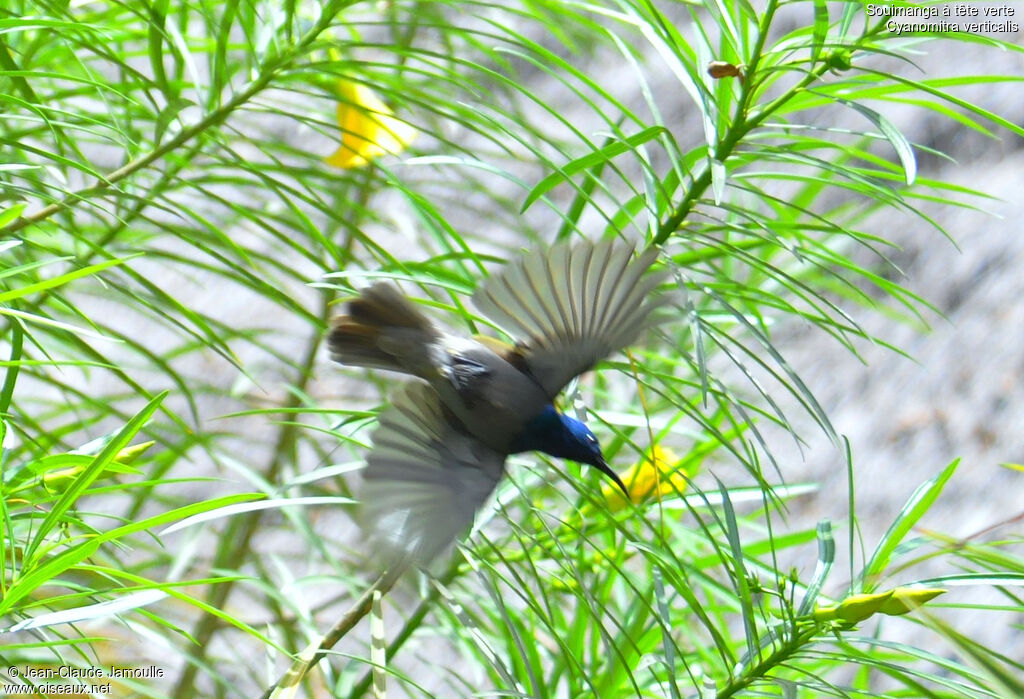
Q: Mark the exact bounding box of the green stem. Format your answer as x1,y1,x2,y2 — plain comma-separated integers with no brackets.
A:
170,290,334,698
0,0,356,238
654,0,835,245
716,626,819,698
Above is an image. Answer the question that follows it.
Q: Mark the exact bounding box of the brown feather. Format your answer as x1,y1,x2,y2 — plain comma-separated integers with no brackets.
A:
327,283,438,373
347,283,433,331
328,317,394,370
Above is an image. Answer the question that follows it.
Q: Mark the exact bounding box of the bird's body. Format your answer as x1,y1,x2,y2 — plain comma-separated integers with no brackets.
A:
329,240,668,565
331,284,550,453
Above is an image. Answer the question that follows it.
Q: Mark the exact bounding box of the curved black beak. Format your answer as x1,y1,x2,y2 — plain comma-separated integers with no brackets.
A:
593,456,629,498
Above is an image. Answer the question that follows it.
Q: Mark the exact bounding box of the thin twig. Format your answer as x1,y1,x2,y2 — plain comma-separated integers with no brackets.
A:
259,566,404,699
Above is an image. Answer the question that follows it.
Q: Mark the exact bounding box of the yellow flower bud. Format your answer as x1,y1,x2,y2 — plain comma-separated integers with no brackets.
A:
115,440,155,464
834,591,894,623
813,587,945,624
811,604,840,622
878,587,946,616
812,592,893,624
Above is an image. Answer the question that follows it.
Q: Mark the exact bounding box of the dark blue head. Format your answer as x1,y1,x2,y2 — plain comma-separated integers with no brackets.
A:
510,405,628,496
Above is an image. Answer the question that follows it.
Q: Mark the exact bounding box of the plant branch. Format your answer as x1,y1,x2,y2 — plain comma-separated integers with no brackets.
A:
0,0,356,238
716,626,819,699
259,567,404,699
346,556,463,698
655,0,835,245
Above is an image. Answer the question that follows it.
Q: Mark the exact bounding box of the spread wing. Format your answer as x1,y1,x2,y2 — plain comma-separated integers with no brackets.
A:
472,240,669,399
360,381,506,567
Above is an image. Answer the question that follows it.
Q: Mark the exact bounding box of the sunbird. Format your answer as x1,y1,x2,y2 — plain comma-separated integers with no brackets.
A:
329,239,669,565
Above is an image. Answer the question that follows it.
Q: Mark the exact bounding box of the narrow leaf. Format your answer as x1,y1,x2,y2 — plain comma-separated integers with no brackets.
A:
522,126,667,211
863,460,959,588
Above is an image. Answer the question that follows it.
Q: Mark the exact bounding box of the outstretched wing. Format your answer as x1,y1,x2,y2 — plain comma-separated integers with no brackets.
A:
360,381,506,567
472,239,669,399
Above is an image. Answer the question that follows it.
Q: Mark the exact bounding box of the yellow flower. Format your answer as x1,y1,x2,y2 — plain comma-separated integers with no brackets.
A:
325,79,416,169
603,445,688,511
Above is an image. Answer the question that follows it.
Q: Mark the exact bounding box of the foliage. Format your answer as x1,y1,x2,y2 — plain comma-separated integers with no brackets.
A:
0,0,1021,697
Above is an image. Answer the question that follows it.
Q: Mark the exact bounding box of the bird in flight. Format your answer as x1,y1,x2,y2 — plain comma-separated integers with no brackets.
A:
329,239,670,566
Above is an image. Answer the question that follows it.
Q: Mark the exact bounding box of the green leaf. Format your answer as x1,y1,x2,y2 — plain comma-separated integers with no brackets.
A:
0,492,260,616
0,203,26,227
862,460,960,589
0,256,138,304
811,0,828,64
22,391,168,565
798,519,835,615
521,126,667,211
843,99,918,185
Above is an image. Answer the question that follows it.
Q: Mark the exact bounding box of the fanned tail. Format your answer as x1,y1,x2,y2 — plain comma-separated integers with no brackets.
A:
328,283,439,375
